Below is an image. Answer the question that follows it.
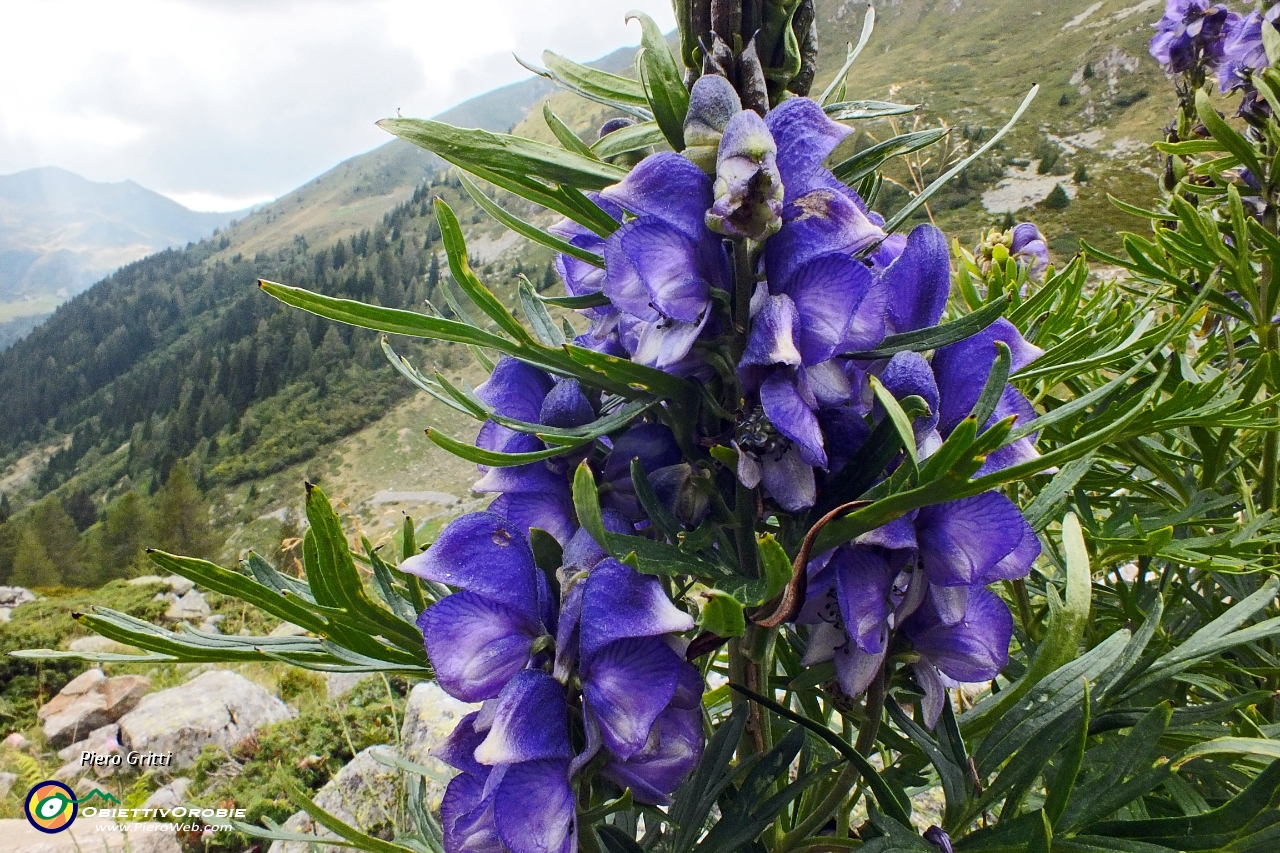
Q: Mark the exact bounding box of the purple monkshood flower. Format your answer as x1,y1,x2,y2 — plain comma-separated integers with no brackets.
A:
600,153,730,373
472,358,596,545
1010,223,1050,277
706,107,785,241
403,512,703,850
1151,1,1237,75
1219,9,1272,91
550,196,627,356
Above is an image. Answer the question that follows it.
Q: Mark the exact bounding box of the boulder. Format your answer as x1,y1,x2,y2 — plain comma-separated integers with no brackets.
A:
127,575,164,586
0,586,35,607
267,746,400,853
163,590,209,621
400,681,477,811
4,732,28,749
1,818,181,853
39,671,150,747
325,671,371,700
0,771,16,798
163,575,195,595
57,723,119,762
142,777,192,810
118,670,293,768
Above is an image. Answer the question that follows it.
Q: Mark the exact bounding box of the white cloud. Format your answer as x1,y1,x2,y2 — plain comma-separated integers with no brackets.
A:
0,0,674,210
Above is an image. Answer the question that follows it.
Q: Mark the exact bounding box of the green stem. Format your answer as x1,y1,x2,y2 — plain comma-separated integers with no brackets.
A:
780,668,887,850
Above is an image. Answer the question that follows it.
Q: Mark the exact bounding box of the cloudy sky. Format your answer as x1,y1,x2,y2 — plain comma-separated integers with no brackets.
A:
0,0,675,211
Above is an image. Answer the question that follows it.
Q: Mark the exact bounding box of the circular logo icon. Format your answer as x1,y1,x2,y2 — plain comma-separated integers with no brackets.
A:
25,781,77,833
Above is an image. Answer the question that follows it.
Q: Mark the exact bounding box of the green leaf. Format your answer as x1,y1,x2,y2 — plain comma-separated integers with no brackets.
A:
820,6,876,105
831,127,948,187
424,426,584,466
459,174,604,267
962,512,1092,737
537,50,650,109
573,460,609,552
563,342,696,403
1173,737,1280,769
823,100,920,121
756,533,792,603
1195,88,1263,181
629,12,689,150
699,590,746,637
542,103,598,159
436,199,532,343
869,375,920,470
730,683,914,826
968,341,1011,428
518,280,566,347
378,117,627,190
1045,682,1091,828
276,773,420,853
535,291,612,309
667,707,749,852
630,456,683,542
883,85,1038,234
842,296,1008,360
591,120,667,159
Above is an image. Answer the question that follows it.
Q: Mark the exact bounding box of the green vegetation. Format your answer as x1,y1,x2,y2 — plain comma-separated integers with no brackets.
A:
0,463,223,590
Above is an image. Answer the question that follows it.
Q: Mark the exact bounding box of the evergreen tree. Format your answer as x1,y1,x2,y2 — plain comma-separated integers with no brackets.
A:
98,491,153,576
151,463,221,561
9,524,62,588
63,489,97,532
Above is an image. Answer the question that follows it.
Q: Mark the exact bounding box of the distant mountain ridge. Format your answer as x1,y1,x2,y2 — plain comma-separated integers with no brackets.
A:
0,166,243,304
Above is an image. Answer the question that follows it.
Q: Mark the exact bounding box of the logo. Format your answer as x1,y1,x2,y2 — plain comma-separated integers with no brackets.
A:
24,781,78,833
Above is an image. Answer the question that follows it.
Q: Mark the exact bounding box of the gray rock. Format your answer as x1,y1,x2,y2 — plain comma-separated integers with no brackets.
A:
127,575,164,586
164,575,195,595
0,586,35,607
163,590,209,621
325,671,371,700
39,671,150,747
0,771,17,798
142,777,192,810
267,747,401,853
117,670,293,768
268,621,310,637
57,723,119,761
400,681,478,811
0,608,10,622
4,732,28,749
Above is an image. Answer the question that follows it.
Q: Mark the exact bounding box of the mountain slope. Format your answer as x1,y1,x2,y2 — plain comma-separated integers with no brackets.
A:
0,167,242,304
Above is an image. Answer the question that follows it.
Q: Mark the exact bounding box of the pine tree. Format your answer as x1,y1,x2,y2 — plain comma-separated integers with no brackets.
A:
151,463,221,561
98,491,153,576
9,524,62,588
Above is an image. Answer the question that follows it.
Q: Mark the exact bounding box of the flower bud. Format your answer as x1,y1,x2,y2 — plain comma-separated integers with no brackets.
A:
706,110,784,241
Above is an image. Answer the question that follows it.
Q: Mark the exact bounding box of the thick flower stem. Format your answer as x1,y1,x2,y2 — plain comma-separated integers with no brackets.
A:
779,668,888,850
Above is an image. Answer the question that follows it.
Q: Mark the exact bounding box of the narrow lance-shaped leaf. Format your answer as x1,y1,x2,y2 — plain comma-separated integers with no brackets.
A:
459,174,604,267
377,117,627,190
629,11,689,150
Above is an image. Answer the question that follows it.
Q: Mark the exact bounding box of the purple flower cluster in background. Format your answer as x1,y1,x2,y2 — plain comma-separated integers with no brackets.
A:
1151,0,1280,94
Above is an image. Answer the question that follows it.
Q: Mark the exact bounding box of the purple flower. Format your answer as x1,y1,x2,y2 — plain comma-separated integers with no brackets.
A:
600,154,730,372
684,74,743,172
1150,1,1236,74
409,506,703,844
1219,10,1270,91
404,512,554,702
472,358,590,545
551,196,625,354
436,671,576,853
707,108,785,241
1010,223,1049,277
